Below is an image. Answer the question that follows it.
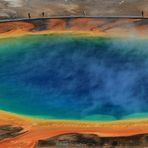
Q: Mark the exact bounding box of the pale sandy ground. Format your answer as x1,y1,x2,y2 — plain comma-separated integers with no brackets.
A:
0,0,148,19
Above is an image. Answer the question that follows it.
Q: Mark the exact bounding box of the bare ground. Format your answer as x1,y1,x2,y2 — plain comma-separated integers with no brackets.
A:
0,0,148,19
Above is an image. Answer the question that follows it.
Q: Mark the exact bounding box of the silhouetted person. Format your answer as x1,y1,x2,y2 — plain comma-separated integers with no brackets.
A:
28,13,31,19
42,12,45,17
142,11,144,17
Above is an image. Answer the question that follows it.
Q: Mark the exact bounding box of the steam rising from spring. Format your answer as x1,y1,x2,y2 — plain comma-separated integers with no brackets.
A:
0,35,147,120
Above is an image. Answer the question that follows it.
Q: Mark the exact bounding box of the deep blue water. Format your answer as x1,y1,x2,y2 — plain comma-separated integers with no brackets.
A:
0,34,148,120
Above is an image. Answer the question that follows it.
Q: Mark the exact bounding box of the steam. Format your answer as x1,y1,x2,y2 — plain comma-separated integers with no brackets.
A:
0,35,148,120
4,0,22,7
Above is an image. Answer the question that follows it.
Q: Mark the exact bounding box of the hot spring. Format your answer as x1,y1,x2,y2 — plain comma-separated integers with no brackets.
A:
0,34,147,121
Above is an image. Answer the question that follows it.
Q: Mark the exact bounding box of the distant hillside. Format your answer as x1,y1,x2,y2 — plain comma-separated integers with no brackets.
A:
0,0,148,19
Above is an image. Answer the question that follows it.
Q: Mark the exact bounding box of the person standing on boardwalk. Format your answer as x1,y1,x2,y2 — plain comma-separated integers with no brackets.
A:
42,12,45,17
28,13,31,19
142,11,144,17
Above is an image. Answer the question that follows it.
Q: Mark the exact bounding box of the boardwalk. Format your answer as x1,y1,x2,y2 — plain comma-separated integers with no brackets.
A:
0,15,148,23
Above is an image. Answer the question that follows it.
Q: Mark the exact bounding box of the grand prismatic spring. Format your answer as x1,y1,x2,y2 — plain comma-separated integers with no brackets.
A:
0,34,148,121
0,18,148,147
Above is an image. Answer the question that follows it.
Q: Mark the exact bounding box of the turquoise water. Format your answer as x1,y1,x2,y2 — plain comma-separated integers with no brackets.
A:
0,34,148,121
